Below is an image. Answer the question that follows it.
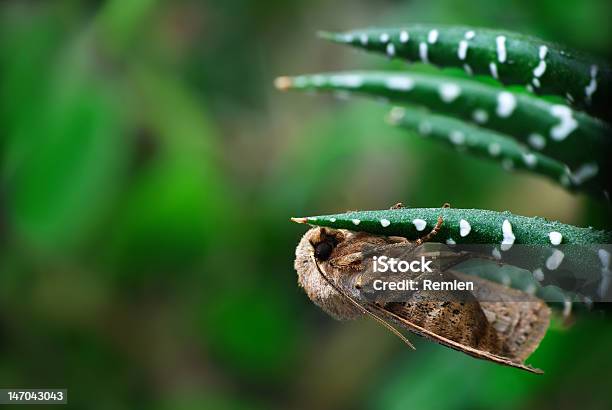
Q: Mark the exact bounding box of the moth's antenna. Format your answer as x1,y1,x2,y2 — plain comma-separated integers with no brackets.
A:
312,256,415,350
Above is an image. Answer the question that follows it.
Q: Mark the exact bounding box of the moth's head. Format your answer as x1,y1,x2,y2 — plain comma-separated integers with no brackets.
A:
294,227,347,282
294,227,362,320
306,227,345,260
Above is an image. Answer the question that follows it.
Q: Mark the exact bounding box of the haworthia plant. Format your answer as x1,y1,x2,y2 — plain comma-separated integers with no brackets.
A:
292,208,612,300
319,25,610,119
275,71,611,194
386,106,603,195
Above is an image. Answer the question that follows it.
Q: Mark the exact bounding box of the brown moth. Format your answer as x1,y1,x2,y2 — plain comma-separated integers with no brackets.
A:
294,216,550,374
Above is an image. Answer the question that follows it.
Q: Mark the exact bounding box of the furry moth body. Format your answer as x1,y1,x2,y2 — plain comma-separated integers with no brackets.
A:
294,226,550,373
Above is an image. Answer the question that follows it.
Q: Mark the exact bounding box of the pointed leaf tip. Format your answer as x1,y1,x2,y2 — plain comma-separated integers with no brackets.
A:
274,76,292,90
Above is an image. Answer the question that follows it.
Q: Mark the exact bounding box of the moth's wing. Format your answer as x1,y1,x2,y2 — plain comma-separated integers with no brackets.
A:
372,302,544,374
383,244,550,361
329,241,548,372
365,265,547,373
453,271,551,362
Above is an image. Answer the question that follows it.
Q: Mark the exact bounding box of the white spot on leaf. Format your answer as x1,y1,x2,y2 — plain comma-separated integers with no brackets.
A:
496,36,507,63
458,40,469,60
599,249,610,270
550,105,577,141
352,219,361,225
528,133,546,150
388,106,406,124
533,60,547,78
419,42,429,63
585,65,598,103
428,29,439,44
546,249,565,270
532,45,548,85
439,83,461,103
501,219,515,251
400,30,409,43
449,130,465,145
549,231,562,245
330,74,363,88
522,152,537,168
492,247,502,260
472,109,488,124
459,219,471,237
380,219,391,227
488,143,501,156
496,92,517,118
386,76,415,91
570,162,598,185
489,62,499,79
413,219,427,231
533,268,544,281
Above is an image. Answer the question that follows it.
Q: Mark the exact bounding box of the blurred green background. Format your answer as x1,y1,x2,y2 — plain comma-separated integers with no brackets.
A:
1,1,611,409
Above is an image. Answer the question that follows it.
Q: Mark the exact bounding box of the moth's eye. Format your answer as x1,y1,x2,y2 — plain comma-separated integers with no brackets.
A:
314,241,334,261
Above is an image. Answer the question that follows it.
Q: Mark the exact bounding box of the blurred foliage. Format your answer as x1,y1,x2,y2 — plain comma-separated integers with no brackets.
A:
0,1,611,409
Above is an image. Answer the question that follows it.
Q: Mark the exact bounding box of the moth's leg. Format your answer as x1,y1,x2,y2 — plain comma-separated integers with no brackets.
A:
415,215,444,246
414,203,448,245
390,202,405,209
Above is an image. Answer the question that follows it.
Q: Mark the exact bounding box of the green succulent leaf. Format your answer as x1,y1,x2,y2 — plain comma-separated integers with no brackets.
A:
293,207,612,299
292,207,611,245
319,25,610,118
387,106,604,195
276,71,611,195
456,260,587,316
